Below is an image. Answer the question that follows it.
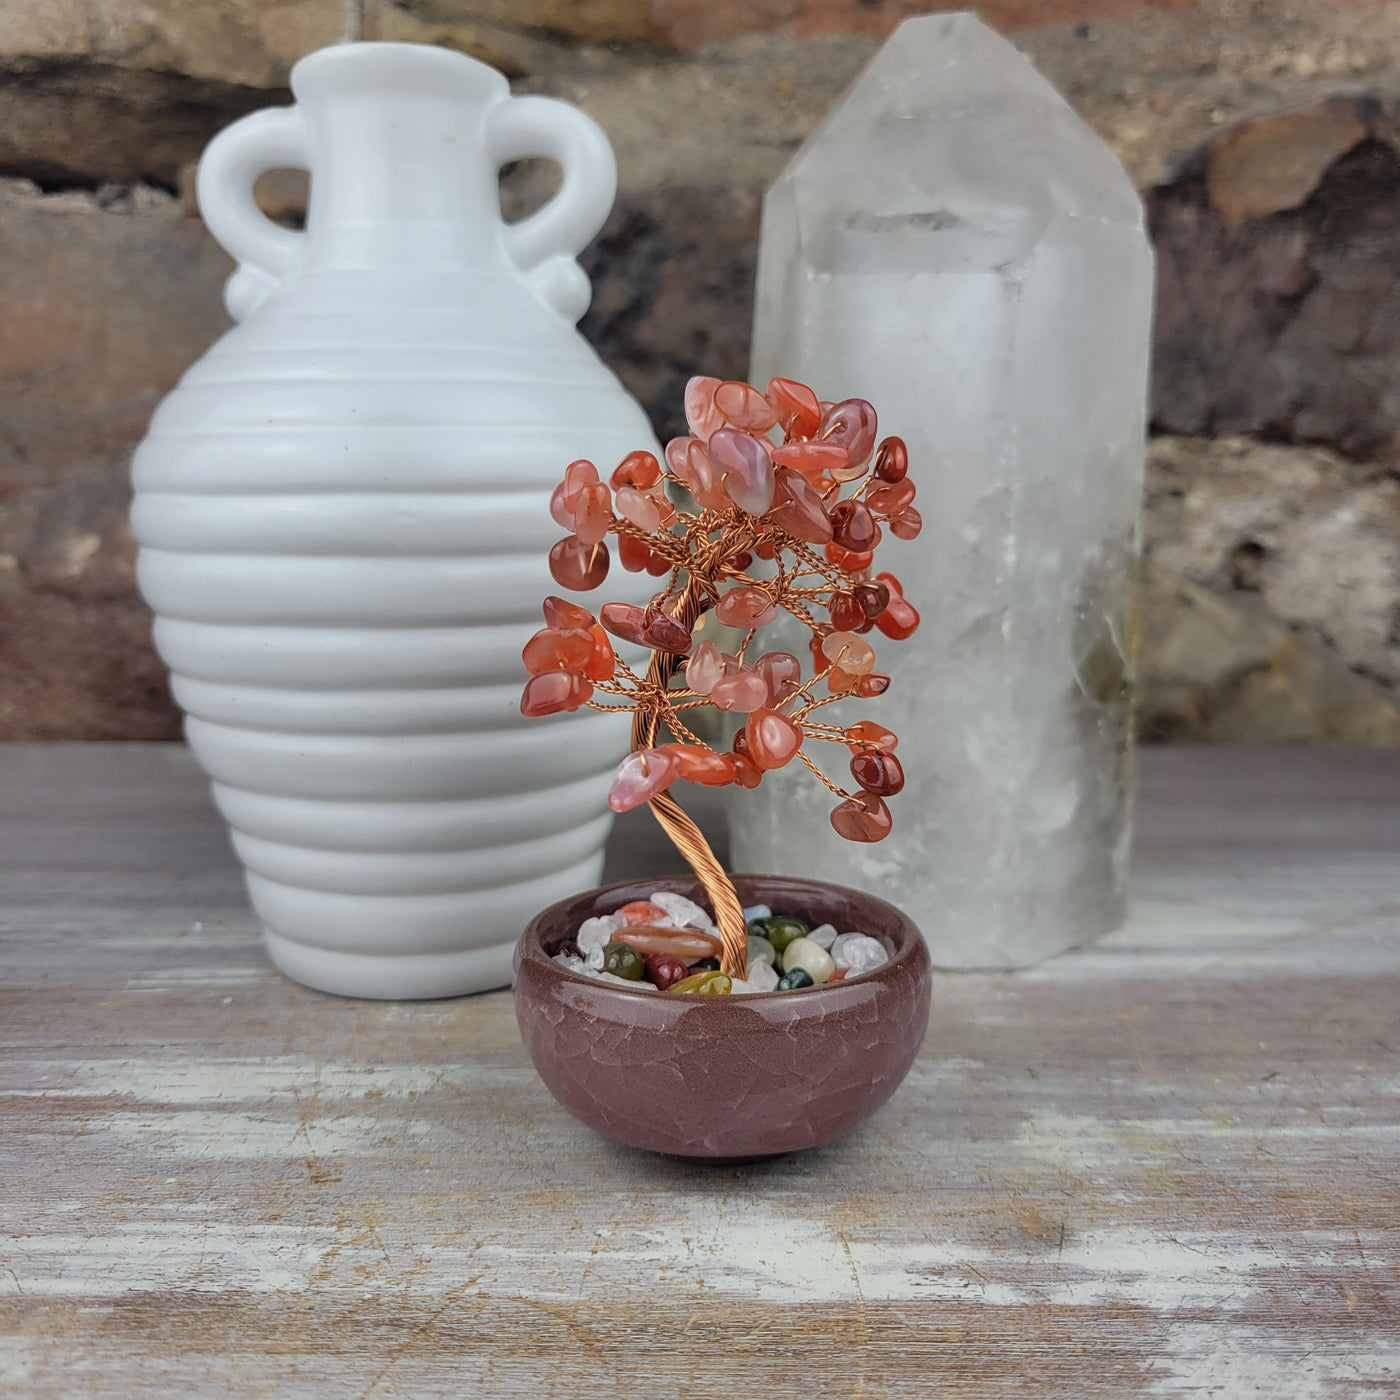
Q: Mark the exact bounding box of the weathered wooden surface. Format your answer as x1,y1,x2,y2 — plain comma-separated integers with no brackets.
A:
1,744,1398,1399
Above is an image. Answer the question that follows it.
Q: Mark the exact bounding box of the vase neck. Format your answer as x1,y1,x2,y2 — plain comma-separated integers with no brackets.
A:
291,43,511,270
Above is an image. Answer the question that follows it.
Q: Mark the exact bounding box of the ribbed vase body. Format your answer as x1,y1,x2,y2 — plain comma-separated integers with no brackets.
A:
131,43,654,997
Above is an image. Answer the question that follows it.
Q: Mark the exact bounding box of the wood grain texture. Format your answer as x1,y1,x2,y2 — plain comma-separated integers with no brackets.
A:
1,744,1398,1398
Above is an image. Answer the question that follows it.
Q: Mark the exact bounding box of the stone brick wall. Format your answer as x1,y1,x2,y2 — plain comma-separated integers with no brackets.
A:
2,0,1399,740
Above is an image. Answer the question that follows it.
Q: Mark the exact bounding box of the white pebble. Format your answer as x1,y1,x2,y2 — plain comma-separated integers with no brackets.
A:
829,932,860,963
577,914,622,953
741,904,771,921
746,934,777,967
743,959,779,992
650,891,714,930
831,933,889,975
586,943,606,971
807,922,837,950
552,951,586,973
781,937,836,984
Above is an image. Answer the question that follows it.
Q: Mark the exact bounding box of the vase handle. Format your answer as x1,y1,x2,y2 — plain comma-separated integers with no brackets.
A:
196,106,310,323
487,95,616,323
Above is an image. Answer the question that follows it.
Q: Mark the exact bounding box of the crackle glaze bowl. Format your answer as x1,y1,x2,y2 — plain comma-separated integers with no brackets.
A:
513,873,932,1161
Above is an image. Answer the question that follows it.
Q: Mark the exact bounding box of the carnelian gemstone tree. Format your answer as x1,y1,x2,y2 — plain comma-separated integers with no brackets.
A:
521,376,921,979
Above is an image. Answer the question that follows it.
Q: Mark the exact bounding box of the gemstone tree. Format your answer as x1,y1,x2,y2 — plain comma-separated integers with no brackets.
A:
746,13,1154,967
520,376,920,978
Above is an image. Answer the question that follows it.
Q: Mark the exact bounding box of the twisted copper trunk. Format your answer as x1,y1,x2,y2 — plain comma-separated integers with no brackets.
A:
628,582,749,978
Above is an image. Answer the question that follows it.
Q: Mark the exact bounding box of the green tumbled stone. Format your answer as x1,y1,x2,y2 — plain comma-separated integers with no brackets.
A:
764,917,810,953
777,967,814,990
692,955,721,971
746,919,770,941
602,941,646,980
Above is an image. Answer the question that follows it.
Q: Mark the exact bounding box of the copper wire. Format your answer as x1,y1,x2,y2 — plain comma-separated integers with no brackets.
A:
630,580,750,979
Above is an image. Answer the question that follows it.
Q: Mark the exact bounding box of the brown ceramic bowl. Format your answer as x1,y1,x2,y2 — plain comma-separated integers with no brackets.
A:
513,873,931,1162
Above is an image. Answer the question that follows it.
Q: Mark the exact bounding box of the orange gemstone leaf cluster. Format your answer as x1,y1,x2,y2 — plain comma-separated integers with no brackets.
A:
520,375,921,976
522,373,920,834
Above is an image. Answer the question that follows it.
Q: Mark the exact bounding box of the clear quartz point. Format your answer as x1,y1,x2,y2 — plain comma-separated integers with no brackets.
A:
738,13,1153,968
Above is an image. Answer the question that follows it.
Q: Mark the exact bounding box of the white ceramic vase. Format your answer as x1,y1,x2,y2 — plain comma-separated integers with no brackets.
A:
130,42,656,999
